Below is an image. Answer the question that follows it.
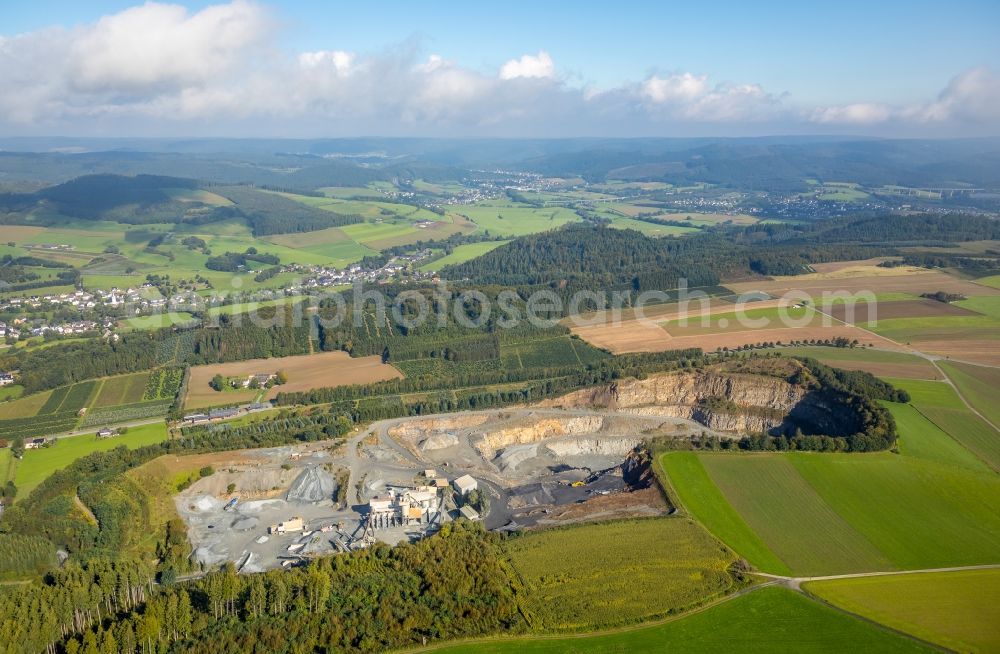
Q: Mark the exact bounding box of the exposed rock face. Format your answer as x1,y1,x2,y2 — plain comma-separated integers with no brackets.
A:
389,413,492,440
539,370,807,435
474,416,606,459
543,436,643,458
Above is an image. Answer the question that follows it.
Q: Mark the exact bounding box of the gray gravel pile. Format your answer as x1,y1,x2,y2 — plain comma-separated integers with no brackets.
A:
286,466,337,504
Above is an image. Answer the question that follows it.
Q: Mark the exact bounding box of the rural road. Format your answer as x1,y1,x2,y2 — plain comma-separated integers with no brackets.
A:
753,562,1000,591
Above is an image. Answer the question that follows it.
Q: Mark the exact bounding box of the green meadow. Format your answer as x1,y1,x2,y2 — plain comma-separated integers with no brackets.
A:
423,587,932,654
807,569,1000,653
12,423,169,497
938,361,1000,429
457,204,581,236
419,241,510,271
660,401,1000,576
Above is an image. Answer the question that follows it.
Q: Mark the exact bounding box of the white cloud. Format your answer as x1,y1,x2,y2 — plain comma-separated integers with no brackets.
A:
299,50,355,75
810,68,1000,129
642,73,708,103
0,2,995,136
69,0,269,92
910,67,1000,124
811,103,893,124
499,51,555,80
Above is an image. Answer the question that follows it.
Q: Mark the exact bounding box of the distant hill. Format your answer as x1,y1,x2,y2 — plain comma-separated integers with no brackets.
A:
0,174,362,235
2,137,998,190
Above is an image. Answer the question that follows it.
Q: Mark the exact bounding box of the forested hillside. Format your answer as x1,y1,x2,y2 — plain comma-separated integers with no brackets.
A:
445,215,1000,287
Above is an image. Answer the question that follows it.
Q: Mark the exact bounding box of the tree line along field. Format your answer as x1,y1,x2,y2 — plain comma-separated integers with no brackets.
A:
503,518,738,631
422,586,933,654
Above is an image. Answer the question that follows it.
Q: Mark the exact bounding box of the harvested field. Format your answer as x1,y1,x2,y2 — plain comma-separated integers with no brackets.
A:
809,258,898,274
567,295,739,327
185,351,403,409
725,270,1000,299
574,322,901,355
824,298,980,324
795,262,925,279
568,320,672,353
772,347,942,380
661,306,820,337
910,339,1000,366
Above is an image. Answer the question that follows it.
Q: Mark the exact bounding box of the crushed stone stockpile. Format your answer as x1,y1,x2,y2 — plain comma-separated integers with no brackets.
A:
285,465,337,504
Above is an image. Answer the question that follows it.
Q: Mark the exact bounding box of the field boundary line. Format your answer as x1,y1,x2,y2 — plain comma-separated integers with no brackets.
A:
754,562,1000,587
797,583,952,653
933,361,1000,435
911,403,1000,473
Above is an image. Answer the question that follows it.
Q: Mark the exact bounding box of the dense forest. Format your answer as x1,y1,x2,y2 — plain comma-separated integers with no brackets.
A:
443,214,1000,289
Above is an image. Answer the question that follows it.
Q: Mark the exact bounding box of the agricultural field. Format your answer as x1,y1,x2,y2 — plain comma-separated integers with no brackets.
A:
184,351,403,410
860,309,1000,355
699,455,893,575
568,293,911,355
773,346,941,379
605,215,700,237
883,402,990,473
503,518,737,630
660,402,1000,576
724,269,1000,301
573,319,902,354
658,452,790,575
426,586,932,654
11,422,169,497
121,312,198,331
661,305,819,337
937,361,1000,429
92,372,151,408
500,336,609,371
806,569,1000,653
826,298,980,324
419,240,510,271
0,389,52,419
656,212,759,226
0,369,183,436
0,380,99,440
456,204,581,237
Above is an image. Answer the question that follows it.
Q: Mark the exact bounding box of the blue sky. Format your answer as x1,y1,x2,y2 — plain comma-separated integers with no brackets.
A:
1,1,998,136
